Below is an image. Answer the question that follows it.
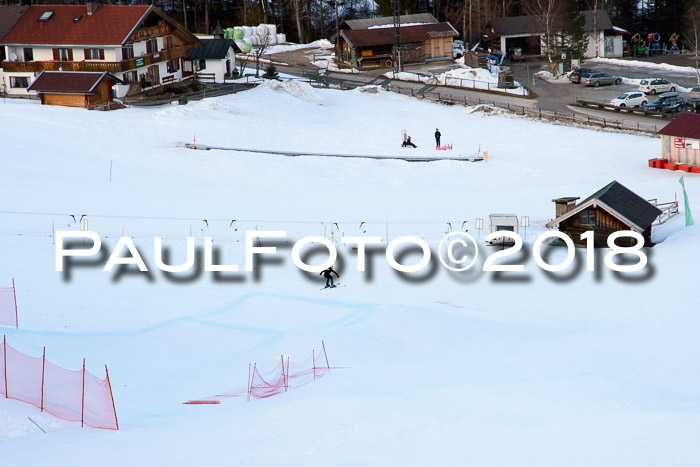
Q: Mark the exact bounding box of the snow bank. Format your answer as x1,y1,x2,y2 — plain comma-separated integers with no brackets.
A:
385,65,527,95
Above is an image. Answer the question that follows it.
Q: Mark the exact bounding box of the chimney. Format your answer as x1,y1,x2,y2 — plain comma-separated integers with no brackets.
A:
552,197,580,218
87,1,98,16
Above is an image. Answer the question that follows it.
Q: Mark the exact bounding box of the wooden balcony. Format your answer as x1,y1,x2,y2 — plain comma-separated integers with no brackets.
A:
1,46,186,74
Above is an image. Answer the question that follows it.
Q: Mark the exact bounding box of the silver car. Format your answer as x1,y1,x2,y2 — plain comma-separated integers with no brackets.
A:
581,72,622,87
638,78,677,95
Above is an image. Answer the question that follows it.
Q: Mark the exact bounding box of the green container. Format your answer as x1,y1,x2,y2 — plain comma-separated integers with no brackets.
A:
225,28,235,39
241,43,252,54
233,29,244,41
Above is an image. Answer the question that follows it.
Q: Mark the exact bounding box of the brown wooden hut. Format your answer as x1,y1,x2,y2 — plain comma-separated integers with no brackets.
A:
27,71,122,108
545,181,662,247
338,23,458,69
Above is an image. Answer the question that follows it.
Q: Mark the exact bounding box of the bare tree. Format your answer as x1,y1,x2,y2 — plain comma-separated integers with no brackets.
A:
527,0,563,73
588,0,601,58
293,0,304,43
686,3,700,84
253,30,275,77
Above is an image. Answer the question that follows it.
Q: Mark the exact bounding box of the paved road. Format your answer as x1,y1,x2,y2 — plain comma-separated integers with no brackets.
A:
270,46,697,122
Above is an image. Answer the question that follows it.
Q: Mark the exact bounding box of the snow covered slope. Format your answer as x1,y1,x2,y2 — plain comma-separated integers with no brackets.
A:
1,81,699,466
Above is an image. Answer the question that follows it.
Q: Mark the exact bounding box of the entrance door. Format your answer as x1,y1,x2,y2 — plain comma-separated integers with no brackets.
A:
148,65,160,85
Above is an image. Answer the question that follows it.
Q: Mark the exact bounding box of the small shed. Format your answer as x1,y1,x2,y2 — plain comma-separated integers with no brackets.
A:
185,38,240,82
338,23,458,69
27,71,122,108
545,181,661,247
658,113,700,167
488,214,519,245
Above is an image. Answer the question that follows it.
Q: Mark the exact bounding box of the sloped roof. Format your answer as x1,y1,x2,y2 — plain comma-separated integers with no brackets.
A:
546,181,661,232
657,113,700,140
491,10,613,36
3,5,149,46
0,5,28,42
341,23,458,48
27,71,122,94
186,39,240,60
342,13,438,30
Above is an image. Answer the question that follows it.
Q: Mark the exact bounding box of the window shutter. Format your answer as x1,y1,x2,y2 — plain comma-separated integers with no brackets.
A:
99,49,105,60
84,48,90,59
68,49,73,61
53,48,59,61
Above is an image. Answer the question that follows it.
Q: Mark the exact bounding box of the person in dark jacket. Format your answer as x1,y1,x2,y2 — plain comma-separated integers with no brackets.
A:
435,129,441,147
402,136,417,148
320,265,339,288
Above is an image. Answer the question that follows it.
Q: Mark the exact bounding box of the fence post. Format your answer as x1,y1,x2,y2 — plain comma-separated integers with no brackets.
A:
81,358,85,428
437,92,440,101
285,357,289,391
3,335,7,398
40,347,45,411
281,355,286,392
312,350,316,381
247,364,251,401
322,340,330,371
12,279,17,329
105,365,119,430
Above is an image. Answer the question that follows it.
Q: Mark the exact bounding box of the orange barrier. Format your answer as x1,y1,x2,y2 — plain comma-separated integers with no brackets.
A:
1,336,118,430
0,280,18,328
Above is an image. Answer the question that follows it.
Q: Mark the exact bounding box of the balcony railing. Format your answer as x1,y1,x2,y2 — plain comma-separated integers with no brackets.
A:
1,46,186,74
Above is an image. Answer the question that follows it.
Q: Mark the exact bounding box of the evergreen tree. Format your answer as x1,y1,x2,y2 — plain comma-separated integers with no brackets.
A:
562,0,588,59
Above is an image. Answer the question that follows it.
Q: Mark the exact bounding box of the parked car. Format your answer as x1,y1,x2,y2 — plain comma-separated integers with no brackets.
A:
690,86,700,99
569,68,596,83
609,92,648,107
581,72,622,87
686,98,700,113
642,92,685,113
638,78,677,95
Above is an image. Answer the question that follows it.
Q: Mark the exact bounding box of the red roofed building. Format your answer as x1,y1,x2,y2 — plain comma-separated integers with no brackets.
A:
1,2,200,97
657,114,700,167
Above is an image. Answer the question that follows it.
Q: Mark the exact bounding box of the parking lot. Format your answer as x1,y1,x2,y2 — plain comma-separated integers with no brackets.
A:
272,47,699,123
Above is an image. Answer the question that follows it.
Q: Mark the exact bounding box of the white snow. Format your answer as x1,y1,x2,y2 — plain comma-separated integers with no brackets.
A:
587,57,699,75
367,22,433,29
385,63,527,95
1,79,700,465
265,39,333,55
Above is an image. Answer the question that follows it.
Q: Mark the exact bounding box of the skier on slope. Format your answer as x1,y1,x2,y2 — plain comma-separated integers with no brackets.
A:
320,265,339,288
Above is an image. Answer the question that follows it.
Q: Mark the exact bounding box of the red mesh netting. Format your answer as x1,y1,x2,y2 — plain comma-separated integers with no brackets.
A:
185,342,339,405
0,287,17,328
0,339,118,430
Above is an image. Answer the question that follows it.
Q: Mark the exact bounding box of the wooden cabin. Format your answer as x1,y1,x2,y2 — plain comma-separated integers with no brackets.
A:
338,22,458,69
545,181,662,247
658,114,700,167
27,71,122,108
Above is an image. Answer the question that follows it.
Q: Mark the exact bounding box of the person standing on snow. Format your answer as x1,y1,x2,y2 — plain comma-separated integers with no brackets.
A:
320,265,339,288
435,129,441,147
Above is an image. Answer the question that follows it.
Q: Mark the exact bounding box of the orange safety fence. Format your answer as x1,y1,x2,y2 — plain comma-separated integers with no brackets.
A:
1,336,118,430
0,280,18,328
185,340,341,405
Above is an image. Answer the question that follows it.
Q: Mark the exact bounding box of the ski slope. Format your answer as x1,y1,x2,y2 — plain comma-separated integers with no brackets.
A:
1,80,699,466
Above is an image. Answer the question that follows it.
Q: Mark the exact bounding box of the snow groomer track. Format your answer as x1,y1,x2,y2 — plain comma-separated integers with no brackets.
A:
184,143,485,162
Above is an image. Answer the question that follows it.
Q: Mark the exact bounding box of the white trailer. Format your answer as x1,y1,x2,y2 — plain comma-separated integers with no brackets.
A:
488,214,519,245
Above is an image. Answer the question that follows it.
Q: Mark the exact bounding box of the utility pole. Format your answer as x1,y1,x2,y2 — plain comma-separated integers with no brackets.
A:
335,0,340,60
392,0,403,72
